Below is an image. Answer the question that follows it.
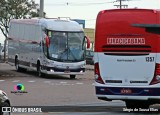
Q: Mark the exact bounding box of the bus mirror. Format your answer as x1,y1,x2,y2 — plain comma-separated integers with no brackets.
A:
45,35,49,47
85,36,90,49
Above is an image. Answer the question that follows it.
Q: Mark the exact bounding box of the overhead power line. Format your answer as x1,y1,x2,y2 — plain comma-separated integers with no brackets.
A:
44,0,140,7
114,0,141,9
68,2,114,6
45,1,115,6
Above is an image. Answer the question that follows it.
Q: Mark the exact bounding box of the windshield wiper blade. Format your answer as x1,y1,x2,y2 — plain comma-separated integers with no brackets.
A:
59,47,78,61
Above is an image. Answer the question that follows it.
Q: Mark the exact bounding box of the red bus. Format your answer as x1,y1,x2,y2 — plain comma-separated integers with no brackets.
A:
94,9,160,108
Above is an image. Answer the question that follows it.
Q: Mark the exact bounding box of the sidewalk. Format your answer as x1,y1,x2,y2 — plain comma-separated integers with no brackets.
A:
0,62,14,70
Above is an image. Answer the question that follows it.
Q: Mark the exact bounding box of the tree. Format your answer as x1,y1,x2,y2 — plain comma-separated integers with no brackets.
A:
0,0,45,61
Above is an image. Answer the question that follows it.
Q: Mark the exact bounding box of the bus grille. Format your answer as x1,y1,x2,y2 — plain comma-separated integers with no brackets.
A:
130,80,148,83
105,80,122,83
102,45,151,56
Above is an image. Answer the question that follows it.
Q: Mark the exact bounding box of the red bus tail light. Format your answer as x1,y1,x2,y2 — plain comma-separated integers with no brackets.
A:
150,63,160,85
94,63,104,84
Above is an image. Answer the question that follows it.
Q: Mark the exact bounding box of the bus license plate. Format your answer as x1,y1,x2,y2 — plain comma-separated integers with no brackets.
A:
64,70,70,73
120,89,132,94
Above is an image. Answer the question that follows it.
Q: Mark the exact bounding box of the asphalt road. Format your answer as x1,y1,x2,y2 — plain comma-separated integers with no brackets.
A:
0,63,100,106
0,63,160,115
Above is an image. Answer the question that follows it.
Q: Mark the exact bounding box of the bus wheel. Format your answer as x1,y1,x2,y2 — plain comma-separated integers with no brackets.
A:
15,58,23,72
37,65,42,77
125,100,149,109
125,101,137,109
70,75,76,79
37,64,45,77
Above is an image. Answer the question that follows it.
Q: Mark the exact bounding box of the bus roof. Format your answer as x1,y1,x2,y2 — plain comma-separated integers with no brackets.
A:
10,18,83,32
98,8,158,14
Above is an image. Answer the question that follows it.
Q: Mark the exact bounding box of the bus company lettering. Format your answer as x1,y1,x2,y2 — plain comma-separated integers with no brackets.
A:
107,38,145,45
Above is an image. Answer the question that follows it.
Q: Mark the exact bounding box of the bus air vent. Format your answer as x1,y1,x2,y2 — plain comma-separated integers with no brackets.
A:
105,80,122,83
130,80,148,83
102,45,151,56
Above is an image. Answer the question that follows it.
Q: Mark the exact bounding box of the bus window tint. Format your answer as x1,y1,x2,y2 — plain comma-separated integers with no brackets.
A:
68,32,84,61
48,31,67,59
48,31,85,62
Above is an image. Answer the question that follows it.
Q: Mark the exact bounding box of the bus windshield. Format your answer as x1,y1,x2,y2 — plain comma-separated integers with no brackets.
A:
47,31,85,62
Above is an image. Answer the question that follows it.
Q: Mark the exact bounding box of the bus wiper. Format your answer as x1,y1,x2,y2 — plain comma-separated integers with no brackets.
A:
59,47,78,61
68,47,78,61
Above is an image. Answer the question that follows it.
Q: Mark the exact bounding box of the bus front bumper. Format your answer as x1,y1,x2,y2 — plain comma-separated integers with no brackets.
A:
41,67,85,75
45,71,85,75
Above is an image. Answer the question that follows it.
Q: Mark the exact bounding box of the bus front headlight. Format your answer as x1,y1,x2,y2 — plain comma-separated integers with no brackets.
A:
50,69,54,72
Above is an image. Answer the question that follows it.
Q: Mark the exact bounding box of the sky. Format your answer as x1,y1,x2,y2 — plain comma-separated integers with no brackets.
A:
34,0,160,28
0,0,160,44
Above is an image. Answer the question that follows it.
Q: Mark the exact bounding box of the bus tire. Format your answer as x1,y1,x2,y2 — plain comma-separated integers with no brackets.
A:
125,101,136,109
37,65,42,77
37,63,45,77
70,75,76,79
15,58,23,72
125,100,149,109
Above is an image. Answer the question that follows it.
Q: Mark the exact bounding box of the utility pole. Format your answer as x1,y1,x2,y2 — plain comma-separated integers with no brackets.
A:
39,0,44,17
114,0,128,9
120,0,122,9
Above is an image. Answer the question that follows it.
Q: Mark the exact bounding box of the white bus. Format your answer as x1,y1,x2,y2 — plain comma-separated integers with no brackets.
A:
8,18,90,79
94,9,160,108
